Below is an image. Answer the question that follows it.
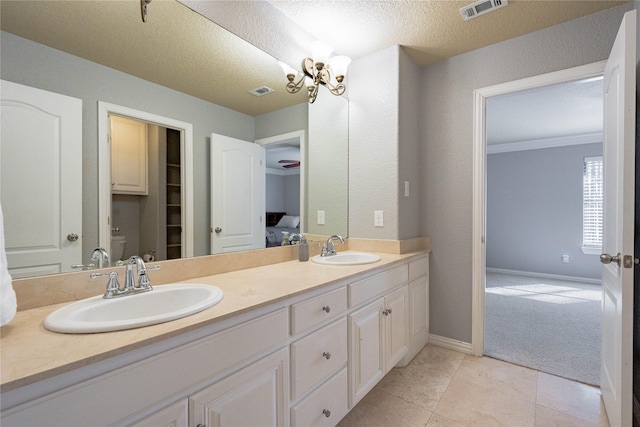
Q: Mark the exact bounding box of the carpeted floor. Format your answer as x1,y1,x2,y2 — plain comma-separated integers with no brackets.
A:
484,271,601,386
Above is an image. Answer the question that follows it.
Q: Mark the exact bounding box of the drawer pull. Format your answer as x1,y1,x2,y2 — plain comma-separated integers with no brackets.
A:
323,409,331,418
323,351,331,360
383,308,393,316
322,305,331,313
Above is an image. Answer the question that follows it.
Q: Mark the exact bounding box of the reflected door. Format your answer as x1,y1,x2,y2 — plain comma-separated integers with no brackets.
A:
210,133,265,254
0,80,82,278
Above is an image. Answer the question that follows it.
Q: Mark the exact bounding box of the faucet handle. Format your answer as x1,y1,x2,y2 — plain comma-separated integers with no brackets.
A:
103,272,122,298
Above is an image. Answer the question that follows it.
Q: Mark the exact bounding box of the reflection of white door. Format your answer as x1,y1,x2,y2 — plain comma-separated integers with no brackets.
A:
0,80,82,278
210,133,265,254
600,10,636,427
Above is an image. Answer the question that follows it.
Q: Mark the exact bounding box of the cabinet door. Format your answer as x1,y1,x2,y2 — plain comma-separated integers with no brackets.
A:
190,348,289,427
349,297,385,407
111,115,148,194
130,399,188,427
385,285,408,370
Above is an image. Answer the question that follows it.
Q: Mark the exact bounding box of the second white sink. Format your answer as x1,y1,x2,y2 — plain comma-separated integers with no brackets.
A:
44,284,224,334
311,251,381,266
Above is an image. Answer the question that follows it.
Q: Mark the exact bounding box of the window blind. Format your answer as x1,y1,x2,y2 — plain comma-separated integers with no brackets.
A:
583,156,603,248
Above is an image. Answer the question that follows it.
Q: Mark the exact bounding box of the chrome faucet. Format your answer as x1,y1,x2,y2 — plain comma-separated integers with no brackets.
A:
90,256,160,299
124,255,152,293
90,247,110,269
321,235,345,257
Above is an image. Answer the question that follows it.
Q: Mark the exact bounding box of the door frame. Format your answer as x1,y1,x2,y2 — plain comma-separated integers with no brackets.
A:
98,102,194,259
470,61,607,356
255,130,307,232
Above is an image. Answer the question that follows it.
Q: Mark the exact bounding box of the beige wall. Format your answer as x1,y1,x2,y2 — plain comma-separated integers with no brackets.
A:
349,45,400,239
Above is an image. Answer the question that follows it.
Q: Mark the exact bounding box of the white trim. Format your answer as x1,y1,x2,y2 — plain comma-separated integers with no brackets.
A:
581,246,602,255
428,334,473,355
98,102,194,259
486,267,602,285
471,60,606,357
255,130,306,232
487,132,603,154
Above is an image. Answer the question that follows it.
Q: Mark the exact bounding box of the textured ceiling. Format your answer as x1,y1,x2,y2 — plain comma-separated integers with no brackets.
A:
266,0,630,67
0,0,628,117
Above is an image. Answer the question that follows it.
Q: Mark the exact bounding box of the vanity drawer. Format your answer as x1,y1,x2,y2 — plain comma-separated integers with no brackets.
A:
409,256,429,281
349,264,408,307
291,286,347,335
291,368,348,427
291,317,347,400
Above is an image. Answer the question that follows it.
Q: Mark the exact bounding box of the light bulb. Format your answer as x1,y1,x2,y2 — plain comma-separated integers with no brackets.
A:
311,41,333,65
329,56,351,80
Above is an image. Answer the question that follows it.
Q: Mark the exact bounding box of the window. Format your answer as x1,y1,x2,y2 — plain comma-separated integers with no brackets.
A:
582,156,603,254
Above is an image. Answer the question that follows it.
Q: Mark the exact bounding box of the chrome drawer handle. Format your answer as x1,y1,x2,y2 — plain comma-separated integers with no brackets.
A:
323,351,331,360
323,409,331,418
322,305,331,313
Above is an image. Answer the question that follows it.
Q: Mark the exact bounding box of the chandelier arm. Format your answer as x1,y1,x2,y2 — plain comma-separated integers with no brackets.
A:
285,75,306,94
307,84,319,104
325,81,346,97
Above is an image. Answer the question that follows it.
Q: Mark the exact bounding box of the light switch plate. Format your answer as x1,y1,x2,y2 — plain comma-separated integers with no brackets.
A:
317,210,325,225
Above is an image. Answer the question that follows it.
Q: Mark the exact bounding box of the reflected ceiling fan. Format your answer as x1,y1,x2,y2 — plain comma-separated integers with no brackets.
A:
278,160,300,169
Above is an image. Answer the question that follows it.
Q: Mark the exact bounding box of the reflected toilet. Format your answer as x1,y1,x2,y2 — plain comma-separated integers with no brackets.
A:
111,235,126,261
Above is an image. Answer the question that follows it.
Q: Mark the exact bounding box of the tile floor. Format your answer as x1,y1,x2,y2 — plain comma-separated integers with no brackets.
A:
338,344,609,427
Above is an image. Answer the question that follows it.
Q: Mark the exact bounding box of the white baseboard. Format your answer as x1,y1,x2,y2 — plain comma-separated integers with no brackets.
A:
428,334,473,355
486,268,601,285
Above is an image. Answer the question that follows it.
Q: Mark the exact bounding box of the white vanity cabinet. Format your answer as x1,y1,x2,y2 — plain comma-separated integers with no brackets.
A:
189,348,289,427
398,254,429,366
110,114,148,195
130,399,188,427
348,265,409,407
1,254,430,427
289,286,350,427
2,309,289,427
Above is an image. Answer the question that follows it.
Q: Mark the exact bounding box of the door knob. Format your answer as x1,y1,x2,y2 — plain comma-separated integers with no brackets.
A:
214,227,222,233
600,253,621,266
67,233,79,242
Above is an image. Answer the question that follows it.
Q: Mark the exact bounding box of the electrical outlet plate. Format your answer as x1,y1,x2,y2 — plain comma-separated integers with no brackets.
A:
374,210,384,227
317,210,325,225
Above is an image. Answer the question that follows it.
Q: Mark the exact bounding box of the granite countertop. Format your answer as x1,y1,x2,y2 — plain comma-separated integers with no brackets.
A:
1,251,426,391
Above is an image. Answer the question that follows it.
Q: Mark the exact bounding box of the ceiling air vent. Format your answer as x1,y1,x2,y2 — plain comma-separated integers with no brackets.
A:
248,86,275,97
460,0,508,21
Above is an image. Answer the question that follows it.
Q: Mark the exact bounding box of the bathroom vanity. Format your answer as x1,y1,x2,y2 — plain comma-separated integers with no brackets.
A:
0,251,429,426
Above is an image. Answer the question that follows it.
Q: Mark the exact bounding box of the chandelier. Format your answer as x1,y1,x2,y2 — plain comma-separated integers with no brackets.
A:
280,42,351,104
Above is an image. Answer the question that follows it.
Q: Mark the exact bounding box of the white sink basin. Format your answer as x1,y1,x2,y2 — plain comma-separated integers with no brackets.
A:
44,284,224,334
311,251,381,266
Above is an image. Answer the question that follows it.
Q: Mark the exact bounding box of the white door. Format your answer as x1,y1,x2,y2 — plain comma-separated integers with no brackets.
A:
0,80,82,278
210,133,265,254
600,10,636,427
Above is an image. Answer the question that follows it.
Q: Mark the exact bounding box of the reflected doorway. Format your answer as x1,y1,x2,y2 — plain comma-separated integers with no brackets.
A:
97,102,194,263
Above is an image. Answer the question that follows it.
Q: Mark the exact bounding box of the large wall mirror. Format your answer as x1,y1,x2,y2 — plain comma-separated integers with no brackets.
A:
0,0,348,279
